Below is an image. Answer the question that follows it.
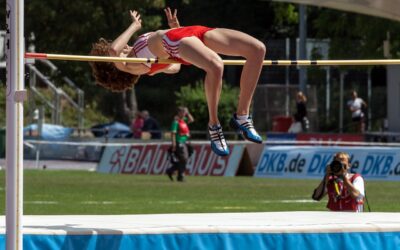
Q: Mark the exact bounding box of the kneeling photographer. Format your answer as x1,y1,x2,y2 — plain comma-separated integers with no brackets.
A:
312,152,365,212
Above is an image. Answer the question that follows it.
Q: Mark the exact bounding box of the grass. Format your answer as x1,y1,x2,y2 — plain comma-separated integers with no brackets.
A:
0,170,399,215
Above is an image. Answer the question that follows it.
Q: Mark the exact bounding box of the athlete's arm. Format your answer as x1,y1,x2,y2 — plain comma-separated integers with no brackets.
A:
109,10,146,75
110,10,142,56
114,61,150,75
148,64,181,76
164,7,180,28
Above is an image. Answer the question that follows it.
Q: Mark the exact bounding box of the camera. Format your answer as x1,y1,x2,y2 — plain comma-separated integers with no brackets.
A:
329,160,345,174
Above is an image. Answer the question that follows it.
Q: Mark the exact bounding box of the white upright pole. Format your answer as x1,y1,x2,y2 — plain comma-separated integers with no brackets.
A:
339,71,345,133
367,68,372,132
6,0,25,249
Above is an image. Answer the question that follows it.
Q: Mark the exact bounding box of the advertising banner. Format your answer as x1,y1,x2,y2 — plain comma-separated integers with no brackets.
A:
296,133,364,145
255,146,400,181
97,143,245,176
266,133,296,141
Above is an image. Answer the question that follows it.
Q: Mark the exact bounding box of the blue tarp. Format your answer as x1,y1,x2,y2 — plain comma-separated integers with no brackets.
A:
91,122,131,138
24,123,73,140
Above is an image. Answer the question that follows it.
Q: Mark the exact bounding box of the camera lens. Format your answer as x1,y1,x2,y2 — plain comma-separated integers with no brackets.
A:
330,160,343,174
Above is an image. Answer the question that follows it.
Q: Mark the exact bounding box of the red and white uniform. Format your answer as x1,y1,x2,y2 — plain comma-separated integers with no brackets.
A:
133,26,215,75
132,33,169,75
326,173,365,212
162,25,215,65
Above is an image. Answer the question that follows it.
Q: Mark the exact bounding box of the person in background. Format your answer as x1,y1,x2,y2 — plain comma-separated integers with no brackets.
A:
294,91,309,132
347,90,367,133
166,107,194,182
130,111,144,139
141,110,162,139
288,91,309,133
312,152,365,212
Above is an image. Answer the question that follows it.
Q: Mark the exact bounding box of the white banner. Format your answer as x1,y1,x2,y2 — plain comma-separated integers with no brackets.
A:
255,146,400,181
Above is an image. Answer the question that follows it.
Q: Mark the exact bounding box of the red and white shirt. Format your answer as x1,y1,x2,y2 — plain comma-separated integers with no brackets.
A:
326,173,365,212
132,33,169,75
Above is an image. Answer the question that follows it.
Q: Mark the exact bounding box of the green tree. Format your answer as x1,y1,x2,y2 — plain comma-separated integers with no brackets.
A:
311,8,400,59
175,80,239,134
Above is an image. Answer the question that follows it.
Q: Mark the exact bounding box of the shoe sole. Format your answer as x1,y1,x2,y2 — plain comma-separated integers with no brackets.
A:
230,119,262,144
211,143,230,156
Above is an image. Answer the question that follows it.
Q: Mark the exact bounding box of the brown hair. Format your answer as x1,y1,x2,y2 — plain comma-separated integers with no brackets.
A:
89,38,140,92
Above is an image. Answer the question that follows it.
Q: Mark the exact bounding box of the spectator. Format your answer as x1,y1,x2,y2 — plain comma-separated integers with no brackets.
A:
347,90,367,133
288,91,309,133
141,110,162,139
312,152,365,212
166,107,194,182
130,111,144,139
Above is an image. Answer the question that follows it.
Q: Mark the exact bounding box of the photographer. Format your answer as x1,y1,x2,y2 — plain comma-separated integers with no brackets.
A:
312,152,365,212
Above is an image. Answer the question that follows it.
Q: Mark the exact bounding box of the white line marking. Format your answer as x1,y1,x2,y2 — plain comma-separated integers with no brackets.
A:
81,201,116,205
25,201,59,205
261,199,317,204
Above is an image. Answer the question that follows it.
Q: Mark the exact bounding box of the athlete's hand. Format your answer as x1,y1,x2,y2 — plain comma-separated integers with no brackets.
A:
164,7,180,28
130,10,142,29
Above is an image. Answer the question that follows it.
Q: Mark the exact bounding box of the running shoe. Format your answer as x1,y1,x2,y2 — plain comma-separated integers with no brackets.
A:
230,114,262,144
208,125,230,156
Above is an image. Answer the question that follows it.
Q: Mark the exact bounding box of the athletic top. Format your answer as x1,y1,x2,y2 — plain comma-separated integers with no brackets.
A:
326,173,364,212
347,98,365,118
132,26,215,74
171,117,190,143
132,33,169,75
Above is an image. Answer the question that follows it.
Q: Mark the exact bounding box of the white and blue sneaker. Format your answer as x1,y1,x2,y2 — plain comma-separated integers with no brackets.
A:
208,124,230,156
230,114,262,144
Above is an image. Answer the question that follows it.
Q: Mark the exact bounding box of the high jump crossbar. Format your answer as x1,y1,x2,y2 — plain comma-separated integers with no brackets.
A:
25,52,400,66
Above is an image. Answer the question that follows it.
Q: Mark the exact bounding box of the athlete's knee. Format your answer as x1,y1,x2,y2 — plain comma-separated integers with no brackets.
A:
250,41,266,59
257,41,267,57
205,57,224,78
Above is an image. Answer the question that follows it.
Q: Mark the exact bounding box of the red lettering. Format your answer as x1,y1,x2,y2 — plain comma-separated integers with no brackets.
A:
121,146,141,173
151,145,170,174
137,145,157,174
109,146,127,173
210,156,227,176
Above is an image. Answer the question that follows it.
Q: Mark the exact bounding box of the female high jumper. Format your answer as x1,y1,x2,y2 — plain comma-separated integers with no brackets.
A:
90,8,266,156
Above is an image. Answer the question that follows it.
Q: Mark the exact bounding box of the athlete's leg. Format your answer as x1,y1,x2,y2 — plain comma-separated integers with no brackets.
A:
178,37,224,126
178,37,229,155
203,28,265,143
204,28,266,116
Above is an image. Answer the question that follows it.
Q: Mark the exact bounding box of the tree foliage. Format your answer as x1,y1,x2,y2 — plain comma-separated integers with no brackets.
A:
175,80,239,132
311,8,400,59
